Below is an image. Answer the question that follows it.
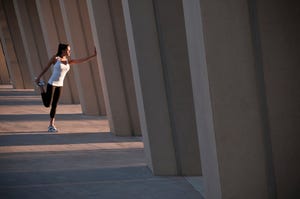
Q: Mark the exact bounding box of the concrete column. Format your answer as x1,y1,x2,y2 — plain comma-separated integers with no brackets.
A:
0,39,10,84
183,0,271,198
123,0,201,175
13,0,48,90
35,0,79,104
0,2,13,86
255,1,300,198
1,0,32,89
122,0,177,174
87,0,139,136
152,0,201,175
0,0,28,88
59,0,106,115
109,0,141,136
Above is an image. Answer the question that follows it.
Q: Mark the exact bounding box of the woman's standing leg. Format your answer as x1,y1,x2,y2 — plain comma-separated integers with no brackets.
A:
49,86,62,131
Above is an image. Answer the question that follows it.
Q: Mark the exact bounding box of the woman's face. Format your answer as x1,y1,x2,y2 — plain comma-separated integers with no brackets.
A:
63,46,71,57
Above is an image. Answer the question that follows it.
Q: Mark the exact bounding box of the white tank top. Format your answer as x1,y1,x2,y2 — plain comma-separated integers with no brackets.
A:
48,59,70,87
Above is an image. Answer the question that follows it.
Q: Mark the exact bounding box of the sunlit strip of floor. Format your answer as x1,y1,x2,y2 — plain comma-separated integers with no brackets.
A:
0,142,144,153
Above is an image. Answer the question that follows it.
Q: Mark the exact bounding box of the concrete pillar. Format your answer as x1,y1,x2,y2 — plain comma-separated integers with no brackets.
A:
35,0,79,104
0,2,12,86
0,39,10,84
183,0,271,198
122,0,201,175
122,0,177,174
1,0,32,89
255,1,300,198
13,0,48,90
59,0,106,115
109,0,141,136
87,0,140,136
0,0,29,88
153,0,201,175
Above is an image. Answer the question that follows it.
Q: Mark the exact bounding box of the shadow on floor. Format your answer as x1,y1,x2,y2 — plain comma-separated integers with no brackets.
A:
0,132,142,146
0,165,203,199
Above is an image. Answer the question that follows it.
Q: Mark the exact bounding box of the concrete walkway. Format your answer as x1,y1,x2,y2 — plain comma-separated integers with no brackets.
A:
0,86,204,199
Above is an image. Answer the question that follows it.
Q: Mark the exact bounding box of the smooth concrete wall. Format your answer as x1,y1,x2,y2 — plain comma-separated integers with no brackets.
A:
35,0,79,104
255,1,300,198
60,0,106,116
183,0,270,198
13,0,48,90
152,0,201,175
87,0,139,136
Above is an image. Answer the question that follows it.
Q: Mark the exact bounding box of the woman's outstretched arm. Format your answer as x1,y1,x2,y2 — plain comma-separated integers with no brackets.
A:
69,48,97,65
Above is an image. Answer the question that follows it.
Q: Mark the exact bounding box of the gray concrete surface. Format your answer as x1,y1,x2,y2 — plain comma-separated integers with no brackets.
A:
0,86,204,199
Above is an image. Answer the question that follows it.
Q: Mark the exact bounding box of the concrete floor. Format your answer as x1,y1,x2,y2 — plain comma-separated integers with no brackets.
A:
0,86,204,199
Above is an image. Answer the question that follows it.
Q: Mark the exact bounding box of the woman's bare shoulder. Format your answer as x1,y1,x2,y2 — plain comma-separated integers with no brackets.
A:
50,55,60,64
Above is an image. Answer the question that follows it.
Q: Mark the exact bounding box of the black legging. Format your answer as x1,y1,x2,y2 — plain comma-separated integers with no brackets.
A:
41,84,62,118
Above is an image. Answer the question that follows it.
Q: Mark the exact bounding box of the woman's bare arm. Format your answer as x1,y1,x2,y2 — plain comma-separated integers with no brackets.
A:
69,48,97,65
35,56,56,83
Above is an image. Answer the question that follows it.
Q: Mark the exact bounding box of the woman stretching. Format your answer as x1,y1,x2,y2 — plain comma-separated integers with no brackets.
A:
35,43,97,132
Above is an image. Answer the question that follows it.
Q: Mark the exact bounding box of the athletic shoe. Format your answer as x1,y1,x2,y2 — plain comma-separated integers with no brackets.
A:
48,125,58,132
